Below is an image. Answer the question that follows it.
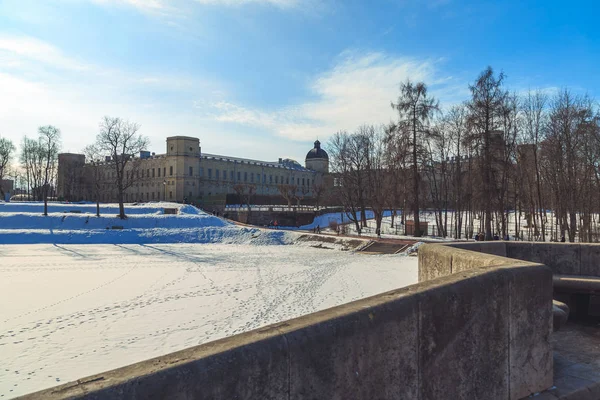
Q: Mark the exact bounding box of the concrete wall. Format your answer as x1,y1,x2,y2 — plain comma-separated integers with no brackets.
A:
426,241,600,278
24,247,552,400
506,242,600,277
418,242,554,399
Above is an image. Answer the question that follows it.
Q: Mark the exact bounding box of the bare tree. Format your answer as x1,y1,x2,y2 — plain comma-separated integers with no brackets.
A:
392,80,439,237
83,144,104,217
0,137,16,199
20,136,43,201
466,67,508,240
38,126,61,216
442,104,469,238
328,131,362,232
277,183,298,209
363,125,387,235
95,116,149,219
522,90,548,240
233,183,256,213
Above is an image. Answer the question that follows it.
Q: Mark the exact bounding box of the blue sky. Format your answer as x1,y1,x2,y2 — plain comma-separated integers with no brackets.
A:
0,0,598,163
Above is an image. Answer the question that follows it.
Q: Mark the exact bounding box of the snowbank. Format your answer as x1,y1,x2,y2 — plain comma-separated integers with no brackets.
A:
0,202,296,245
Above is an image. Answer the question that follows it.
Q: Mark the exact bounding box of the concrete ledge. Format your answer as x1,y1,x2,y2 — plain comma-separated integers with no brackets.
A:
554,275,600,293
22,252,552,400
419,242,554,399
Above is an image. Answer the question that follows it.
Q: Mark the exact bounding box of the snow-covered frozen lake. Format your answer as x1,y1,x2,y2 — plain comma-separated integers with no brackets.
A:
0,243,417,398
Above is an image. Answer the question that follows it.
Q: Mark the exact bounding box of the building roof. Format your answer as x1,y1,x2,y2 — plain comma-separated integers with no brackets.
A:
201,153,312,172
305,140,329,160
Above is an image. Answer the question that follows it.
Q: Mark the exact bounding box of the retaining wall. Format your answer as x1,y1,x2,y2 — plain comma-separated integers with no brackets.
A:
23,243,553,400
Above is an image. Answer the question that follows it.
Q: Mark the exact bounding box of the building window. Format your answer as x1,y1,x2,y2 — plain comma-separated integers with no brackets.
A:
163,167,166,177
189,191,192,198
158,168,161,177
147,169,149,177
302,178,305,186
208,169,212,179
263,174,266,183
189,166,193,176
230,171,234,181
286,177,289,184
223,170,226,181
250,173,254,182
275,176,278,184
152,192,155,199
238,171,241,181
199,167,204,177
216,169,220,180
244,172,248,182
270,175,273,183
170,166,173,176
169,191,172,199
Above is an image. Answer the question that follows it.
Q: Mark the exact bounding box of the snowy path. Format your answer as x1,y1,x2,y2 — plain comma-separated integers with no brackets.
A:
0,244,417,398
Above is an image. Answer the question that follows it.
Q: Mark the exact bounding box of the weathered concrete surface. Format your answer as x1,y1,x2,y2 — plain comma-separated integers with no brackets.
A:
553,275,600,293
286,291,419,400
579,244,600,276
525,322,600,400
506,242,581,275
449,247,509,274
419,268,509,400
23,325,291,400
418,242,452,282
529,243,581,275
507,265,554,398
446,241,507,257
419,243,554,399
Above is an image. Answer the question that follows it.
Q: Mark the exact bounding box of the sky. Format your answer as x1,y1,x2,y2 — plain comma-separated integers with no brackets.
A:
0,0,598,163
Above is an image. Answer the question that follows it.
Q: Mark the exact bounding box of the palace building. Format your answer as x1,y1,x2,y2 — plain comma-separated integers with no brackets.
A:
57,136,329,205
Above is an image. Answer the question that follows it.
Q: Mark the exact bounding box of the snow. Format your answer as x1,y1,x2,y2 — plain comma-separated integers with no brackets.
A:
0,202,299,245
0,243,417,398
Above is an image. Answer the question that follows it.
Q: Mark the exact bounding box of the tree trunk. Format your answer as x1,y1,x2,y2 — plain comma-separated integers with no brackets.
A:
413,116,421,237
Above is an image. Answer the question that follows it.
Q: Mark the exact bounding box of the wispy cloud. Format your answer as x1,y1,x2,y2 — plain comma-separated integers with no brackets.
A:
0,35,228,155
0,36,90,71
197,51,455,141
193,0,299,8
89,0,174,15
89,0,301,15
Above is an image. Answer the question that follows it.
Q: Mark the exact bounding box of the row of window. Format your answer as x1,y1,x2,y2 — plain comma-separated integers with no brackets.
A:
203,168,313,186
100,191,173,202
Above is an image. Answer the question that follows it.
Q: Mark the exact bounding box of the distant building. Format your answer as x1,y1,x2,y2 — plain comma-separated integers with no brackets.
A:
57,136,330,205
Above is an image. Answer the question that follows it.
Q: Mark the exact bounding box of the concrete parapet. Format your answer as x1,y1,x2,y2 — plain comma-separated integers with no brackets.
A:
505,242,600,277
22,250,552,400
419,243,553,399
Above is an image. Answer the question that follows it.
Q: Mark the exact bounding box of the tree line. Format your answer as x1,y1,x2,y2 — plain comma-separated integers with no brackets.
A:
0,116,147,219
328,66,600,242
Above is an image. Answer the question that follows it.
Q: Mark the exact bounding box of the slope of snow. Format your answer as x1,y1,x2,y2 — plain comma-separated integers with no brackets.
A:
0,202,299,245
0,243,417,398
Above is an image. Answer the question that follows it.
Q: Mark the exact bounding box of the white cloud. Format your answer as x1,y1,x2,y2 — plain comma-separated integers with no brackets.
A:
0,35,229,157
89,0,173,14
0,36,90,71
198,51,454,142
193,0,298,8
88,0,300,15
